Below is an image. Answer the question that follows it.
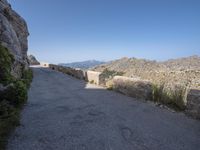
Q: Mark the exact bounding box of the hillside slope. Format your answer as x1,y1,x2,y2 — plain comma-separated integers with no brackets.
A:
92,56,200,89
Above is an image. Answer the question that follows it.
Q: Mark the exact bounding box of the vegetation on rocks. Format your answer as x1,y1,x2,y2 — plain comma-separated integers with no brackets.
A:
101,69,124,79
0,44,33,149
100,69,124,86
152,83,186,111
0,44,14,85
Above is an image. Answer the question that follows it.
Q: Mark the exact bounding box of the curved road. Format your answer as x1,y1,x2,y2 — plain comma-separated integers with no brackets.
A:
8,67,200,150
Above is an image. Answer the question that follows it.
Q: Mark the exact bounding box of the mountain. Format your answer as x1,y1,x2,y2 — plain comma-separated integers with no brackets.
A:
92,56,200,89
59,60,105,70
93,56,200,75
92,57,162,77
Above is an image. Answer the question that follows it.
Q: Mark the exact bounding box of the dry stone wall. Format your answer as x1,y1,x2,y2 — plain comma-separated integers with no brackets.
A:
113,76,153,100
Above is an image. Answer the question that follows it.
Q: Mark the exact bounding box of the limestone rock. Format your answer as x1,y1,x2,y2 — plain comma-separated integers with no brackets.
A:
0,0,29,78
28,55,40,65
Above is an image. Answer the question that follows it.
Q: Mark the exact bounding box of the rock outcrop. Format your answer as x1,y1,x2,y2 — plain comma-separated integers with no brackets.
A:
28,55,40,65
0,0,29,78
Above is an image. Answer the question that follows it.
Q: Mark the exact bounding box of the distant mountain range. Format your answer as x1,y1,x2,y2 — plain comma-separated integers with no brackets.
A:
59,60,105,70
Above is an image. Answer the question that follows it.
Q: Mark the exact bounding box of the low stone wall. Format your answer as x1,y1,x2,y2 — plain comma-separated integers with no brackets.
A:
49,65,106,85
113,76,153,100
186,89,200,119
86,71,101,85
49,64,86,80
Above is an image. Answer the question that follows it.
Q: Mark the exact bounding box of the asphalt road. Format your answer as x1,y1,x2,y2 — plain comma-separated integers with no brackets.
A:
7,67,200,150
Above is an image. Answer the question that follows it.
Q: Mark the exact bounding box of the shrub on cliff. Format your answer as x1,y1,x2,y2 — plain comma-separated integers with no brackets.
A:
1,80,28,107
22,68,33,88
0,44,33,149
0,44,14,85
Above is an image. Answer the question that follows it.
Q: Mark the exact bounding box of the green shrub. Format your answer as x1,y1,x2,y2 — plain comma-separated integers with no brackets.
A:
0,44,33,149
152,84,165,103
168,86,186,110
22,68,33,88
0,100,20,149
2,80,28,107
90,80,94,84
107,86,113,90
101,69,124,79
0,44,14,85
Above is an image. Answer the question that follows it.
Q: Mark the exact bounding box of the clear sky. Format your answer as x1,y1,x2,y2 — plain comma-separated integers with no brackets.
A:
8,0,200,63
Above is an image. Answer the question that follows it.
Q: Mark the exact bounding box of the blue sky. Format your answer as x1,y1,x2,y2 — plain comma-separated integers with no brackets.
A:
8,0,200,63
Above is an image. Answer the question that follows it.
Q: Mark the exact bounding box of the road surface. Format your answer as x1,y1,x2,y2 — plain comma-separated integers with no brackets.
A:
7,67,200,150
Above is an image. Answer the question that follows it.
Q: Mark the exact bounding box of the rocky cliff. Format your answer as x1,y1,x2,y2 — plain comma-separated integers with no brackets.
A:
0,0,29,78
0,1,31,148
28,55,40,65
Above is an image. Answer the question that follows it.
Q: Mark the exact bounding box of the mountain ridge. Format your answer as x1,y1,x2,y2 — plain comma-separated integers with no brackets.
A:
59,60,105,70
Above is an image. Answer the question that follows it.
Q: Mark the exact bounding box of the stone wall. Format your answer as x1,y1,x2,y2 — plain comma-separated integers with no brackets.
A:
186,89,200,119
49,64,86,80
49,64,103,84
86,71,101,85
113,76,153,100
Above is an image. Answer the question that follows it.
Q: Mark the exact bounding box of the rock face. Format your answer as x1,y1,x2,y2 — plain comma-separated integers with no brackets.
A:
0,0,29,78
28,55,40,65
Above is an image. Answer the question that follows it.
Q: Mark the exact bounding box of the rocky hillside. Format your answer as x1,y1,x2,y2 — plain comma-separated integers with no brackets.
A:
92,57,162,77
0,0,29,78
162,55,200,71
28,55,40,65
92,56,200,89
93,56,200,76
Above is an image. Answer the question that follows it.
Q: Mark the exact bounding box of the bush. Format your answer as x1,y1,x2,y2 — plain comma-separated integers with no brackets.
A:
152,83,186,110
5,80,28,107
0,100,20,149
101,69,124,79
89,80,94,84
0,44,14,85
22,69,33,88
0,44,33,149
